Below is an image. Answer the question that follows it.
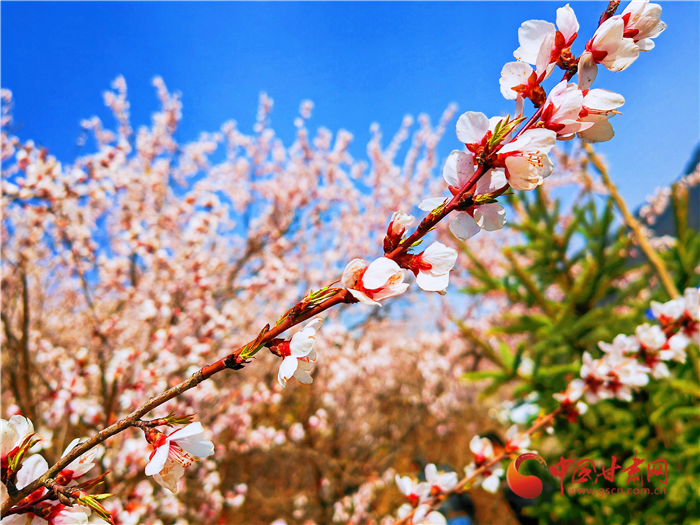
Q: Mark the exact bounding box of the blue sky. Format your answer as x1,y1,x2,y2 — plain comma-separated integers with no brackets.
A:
2,1,698,208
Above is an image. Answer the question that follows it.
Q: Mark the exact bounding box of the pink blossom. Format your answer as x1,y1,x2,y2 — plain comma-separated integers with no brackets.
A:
419,151,507,241
650,297,685,324
469,435,494,464
412,242,458,294
513,4,579,81
56,438,99,483
660,334,689,364
618,0,666,51
464,460,504,494
553,380,585,405
145,423,215,493
635,324,666,350
394,474,429,505
412,505,447,525
277,318,322,388
598,333,640,358
455,112,490,147
577,89,625,143
540,81,591,138
498,129,556,191
505,424,531,453
342,258,409,306
578,17,639,89
1,415,34,461
389,211,415,237
424,463,458,493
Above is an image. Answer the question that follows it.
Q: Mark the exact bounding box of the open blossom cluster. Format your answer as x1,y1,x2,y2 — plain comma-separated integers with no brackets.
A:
393,427,531,523
1,416,109,524
556,288,698,407
335,0,666,339
391,289,696,521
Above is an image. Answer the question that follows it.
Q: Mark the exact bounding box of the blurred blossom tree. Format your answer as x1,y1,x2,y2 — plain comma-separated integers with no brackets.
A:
1,78,472,523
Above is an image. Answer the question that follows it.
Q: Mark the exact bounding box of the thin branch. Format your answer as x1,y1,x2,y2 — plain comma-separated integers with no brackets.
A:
394,405,565,524
20,268,36,422
582,143,679,299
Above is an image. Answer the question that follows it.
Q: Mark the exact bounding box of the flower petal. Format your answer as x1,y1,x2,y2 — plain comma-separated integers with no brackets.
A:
169,422,205,441
442,150,473,188
505,156,544,191
593,17,625,54
347,288,381,306
601,37,639,72
293,368,314,385
424,463,438,483
424,512,447,525
521,128,556,152
342,259,367,289
421,242,458,274
577,52,598,90
1,421,19,458
514,19,556,64
371,282,409,302
475,168,507,196
416,271,450,293
449,212,480,241
290,332,315,357
61,438,81,458
302,318,323,336
9,416,34,442
52,509,89,525
418,197,447,212
474,203,506,231
456,112,489,145
145,443,169,476
176,436,215,458
278,356,299,388
362,257,402,290
153,458,185,493
556,3,579,43
535,31,556,80
584,89,625,111
482,473,502,493
577,119,614,143
499,62,533,100
16,454,49,490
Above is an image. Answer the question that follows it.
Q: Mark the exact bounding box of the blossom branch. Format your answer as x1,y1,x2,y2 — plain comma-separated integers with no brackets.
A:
394,405,565,525
3,139,489,513
0,288,355,514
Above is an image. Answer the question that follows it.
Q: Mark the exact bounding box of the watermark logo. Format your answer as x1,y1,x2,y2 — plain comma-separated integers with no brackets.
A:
506,452,547,499
506,450,669,499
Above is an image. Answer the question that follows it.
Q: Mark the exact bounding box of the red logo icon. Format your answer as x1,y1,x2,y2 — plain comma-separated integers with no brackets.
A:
506,453,547,499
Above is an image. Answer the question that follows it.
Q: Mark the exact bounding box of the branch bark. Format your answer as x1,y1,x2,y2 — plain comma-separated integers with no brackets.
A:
582,142,680,299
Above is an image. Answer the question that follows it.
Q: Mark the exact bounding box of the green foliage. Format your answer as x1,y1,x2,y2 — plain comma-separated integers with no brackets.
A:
461,181,700,524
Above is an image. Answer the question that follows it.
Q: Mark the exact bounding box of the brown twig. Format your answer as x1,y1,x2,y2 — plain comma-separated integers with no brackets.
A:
19,268,36,423
582,143,680,299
